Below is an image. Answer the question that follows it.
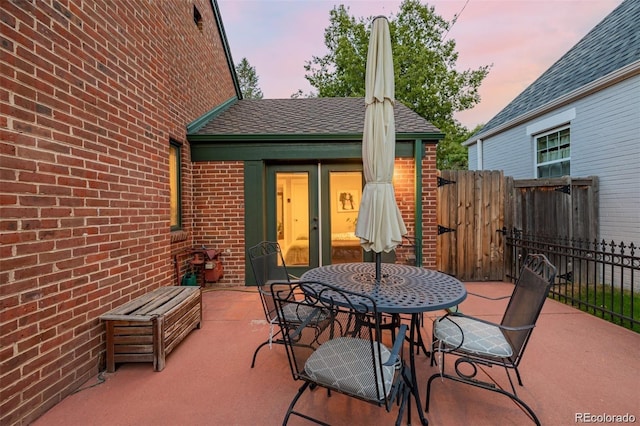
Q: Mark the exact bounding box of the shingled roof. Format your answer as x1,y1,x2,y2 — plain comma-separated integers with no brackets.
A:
192,97,440,137
475,0,640,138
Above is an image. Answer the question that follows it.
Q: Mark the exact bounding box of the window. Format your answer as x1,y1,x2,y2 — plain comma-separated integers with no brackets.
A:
536,127,570,178
170,141,182,230
193,5,203,31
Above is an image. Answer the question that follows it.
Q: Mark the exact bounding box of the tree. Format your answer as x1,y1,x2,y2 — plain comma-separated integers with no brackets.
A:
235,57,263,99
437,122,484,170
303,0,491,169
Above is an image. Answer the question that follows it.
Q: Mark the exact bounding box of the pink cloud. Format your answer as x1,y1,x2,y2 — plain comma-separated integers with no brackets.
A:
217,0,624,127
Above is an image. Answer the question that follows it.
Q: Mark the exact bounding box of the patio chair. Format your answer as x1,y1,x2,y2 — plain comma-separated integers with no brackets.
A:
247,241,330,368
426,254,556,425
270,280,412,426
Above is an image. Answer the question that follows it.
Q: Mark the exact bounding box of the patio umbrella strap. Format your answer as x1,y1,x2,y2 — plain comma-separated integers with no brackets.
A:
99,286,202,372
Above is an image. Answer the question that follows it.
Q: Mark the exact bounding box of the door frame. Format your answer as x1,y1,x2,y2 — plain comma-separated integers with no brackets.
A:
265,163,320,277
258,161,364,277
319,162,364,265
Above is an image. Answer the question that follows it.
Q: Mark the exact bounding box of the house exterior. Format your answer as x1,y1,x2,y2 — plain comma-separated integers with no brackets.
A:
1,1,441,424
0,1,240,424
187,97,443,283
464,0,640,245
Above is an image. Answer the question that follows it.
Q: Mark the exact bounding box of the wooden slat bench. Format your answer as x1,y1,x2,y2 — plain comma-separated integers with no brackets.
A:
100,286,201,372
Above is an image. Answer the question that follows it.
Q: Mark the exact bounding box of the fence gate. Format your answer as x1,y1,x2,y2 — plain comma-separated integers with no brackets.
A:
436,170,507,281
506,176,599,281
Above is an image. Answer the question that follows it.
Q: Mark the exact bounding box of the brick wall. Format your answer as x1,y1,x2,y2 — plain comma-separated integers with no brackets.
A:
0,1,237,424
422,143,438,268
191,161,246,285
392,158,416,265
392,149,438,269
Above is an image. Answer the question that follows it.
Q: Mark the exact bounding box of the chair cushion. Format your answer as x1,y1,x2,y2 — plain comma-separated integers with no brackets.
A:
304,337,394,401
434,316,513,358
281,303,329,323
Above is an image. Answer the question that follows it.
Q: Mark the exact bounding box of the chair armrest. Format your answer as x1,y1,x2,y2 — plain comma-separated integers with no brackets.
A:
467,291,510,301
445,291,510,314
383,324,408,367
443,312,535,332
287,306,326,340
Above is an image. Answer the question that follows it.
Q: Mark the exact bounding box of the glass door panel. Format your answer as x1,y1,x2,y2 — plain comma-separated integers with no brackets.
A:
267,163,319,274
276,172,311,266
328,170,363,263
267,163,361,272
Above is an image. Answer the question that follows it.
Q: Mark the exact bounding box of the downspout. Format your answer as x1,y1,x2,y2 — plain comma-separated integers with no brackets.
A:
413,139,423,267
476,138,483,169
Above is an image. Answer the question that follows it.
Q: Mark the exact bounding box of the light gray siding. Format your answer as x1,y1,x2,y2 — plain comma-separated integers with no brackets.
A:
572,75,640,244
479,126,534,178
468,74,640,245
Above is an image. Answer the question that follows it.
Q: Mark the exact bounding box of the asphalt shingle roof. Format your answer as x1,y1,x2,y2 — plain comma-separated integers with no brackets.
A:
193,97,440,136
479,0,640,135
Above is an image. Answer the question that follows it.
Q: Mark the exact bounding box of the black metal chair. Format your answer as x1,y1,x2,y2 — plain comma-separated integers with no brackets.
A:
271,280,412,426
426,254,556,425
247,241,330,368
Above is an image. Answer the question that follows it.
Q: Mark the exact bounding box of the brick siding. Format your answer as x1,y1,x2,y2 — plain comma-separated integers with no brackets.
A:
191,161,246,285
0,1,236,424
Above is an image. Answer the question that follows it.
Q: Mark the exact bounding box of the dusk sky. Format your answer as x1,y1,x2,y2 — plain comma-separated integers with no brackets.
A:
217,0,624,129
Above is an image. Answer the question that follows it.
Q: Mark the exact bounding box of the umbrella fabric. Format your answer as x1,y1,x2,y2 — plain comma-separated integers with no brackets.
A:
355,16,407,254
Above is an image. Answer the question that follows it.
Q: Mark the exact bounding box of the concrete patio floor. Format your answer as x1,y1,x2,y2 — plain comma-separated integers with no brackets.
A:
34,282,640,426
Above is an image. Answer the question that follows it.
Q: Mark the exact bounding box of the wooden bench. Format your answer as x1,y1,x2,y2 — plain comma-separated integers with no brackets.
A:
100,286,201,372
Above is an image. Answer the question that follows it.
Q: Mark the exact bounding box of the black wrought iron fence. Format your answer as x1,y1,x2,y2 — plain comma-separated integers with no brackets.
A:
506,230,639,332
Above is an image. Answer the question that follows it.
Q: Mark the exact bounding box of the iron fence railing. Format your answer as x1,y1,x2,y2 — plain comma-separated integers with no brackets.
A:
506,230,639,332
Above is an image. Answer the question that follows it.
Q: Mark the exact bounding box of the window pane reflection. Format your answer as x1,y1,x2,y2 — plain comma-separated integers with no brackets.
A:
277,173,309,266
329,171,362,263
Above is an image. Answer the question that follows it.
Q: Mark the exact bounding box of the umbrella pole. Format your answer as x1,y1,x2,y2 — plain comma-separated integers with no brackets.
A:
375,252,382,282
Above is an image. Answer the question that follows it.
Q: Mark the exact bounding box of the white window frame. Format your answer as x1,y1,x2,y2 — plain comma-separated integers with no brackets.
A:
534,126,571,178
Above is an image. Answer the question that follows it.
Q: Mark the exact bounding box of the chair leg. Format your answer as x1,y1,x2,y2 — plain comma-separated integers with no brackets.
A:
426,370,541,425
283,382,330,426
250,340,274,368
514,365,524,386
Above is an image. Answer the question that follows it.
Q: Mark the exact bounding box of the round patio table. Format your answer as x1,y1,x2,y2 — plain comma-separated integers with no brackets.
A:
301,262,467,426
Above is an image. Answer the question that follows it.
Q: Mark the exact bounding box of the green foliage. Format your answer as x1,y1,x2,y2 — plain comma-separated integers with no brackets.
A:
437,122,473,170
303,0,491,169
235,57,263,99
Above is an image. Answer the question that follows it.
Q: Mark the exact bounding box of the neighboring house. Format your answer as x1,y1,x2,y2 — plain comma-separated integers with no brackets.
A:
0,1,441,424
464,0,640,245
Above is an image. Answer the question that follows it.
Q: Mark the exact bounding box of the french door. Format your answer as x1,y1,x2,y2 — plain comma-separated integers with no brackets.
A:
266,163,363,275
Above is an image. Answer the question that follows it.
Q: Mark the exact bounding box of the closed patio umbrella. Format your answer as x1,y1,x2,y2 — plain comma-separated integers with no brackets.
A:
355,16,407,281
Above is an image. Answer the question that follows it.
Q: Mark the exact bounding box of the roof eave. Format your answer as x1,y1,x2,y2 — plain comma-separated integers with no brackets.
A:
187,96,237,134
187,132,444,143
210,0,242,99
463,60,640,146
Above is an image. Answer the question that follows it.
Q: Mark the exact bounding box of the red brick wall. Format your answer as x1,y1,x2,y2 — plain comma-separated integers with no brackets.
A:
191,161,246,285
393,149,438,269
0,1,237,424
392,158,416,265
422,143,438,268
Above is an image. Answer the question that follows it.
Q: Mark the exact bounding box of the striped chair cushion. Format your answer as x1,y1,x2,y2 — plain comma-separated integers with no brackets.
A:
434,316,513,358
304,337,394,401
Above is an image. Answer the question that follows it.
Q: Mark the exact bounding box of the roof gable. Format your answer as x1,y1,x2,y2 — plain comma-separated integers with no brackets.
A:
477,0,640,136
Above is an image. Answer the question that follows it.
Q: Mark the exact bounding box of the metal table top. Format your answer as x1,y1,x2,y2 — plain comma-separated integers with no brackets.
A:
300,263,466,314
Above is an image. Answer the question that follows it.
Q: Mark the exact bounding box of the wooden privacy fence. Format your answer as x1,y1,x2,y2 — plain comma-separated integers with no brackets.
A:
436,170,598,281
436,170,506,281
